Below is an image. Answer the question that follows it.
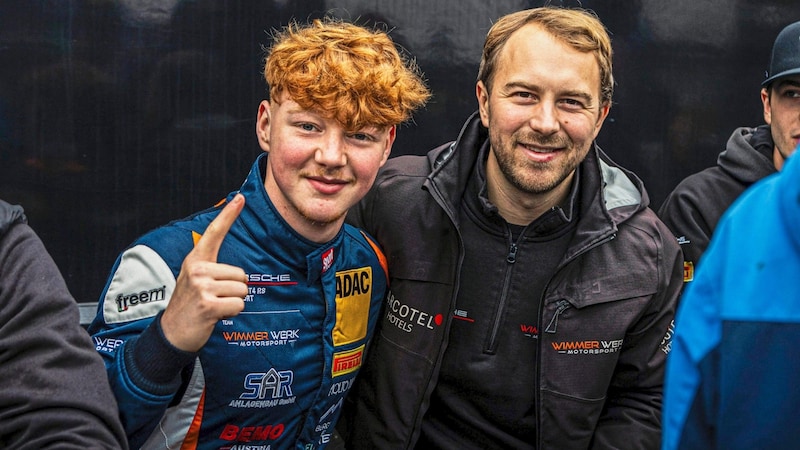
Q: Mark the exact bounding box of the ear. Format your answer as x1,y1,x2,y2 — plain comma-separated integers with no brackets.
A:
761,87,772,125
593,101,611,137
256,100,271,152
380,125,397,167
476,81,490,127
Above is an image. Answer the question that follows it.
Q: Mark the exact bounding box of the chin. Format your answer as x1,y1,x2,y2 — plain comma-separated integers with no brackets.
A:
302,211,345,227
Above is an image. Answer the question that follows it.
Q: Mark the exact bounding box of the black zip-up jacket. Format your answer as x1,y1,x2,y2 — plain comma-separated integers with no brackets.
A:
341,113,684,449
658,125,776,275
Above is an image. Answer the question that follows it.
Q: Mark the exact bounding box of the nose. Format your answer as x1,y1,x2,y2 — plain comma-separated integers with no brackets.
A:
315,134,347,167
528,101,560,135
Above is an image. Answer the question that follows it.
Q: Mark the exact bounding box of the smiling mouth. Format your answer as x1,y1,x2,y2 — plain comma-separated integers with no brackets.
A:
307,176,350,195
521,143,561,153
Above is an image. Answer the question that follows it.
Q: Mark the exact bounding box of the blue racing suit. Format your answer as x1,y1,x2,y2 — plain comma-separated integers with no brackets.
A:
89,153,387,450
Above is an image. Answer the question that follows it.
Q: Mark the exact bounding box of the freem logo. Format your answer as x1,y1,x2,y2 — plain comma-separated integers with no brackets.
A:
115,285,166,312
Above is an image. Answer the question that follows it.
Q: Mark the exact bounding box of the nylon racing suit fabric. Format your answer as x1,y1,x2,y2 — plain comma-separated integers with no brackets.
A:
662,152,800,449
89,153,387,450
341,112,683,449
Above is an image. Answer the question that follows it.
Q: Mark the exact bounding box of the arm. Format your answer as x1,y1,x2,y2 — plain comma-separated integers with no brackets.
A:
89,194,248,447
658,183,714,271
0,221,128,449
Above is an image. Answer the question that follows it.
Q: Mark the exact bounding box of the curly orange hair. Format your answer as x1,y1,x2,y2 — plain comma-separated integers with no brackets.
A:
264,18,430,132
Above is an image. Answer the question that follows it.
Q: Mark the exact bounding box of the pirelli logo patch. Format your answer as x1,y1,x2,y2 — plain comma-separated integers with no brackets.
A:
333,267,372,347
332,345,365,378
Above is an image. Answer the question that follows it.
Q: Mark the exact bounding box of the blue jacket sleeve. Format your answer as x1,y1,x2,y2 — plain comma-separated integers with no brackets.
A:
88,243,197,448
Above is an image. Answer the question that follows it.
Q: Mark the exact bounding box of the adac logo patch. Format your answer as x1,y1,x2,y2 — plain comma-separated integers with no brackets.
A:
332,345,364,378
332,267,371,346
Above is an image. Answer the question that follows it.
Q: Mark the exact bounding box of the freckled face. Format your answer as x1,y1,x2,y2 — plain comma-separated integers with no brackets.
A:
477,24,609,197
763,75,800,169
256,92,395,242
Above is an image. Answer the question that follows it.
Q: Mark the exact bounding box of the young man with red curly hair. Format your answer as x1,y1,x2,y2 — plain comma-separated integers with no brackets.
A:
88,18,429,449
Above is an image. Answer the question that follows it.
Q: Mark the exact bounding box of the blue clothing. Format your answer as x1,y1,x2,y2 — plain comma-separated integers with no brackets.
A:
662,153,800,449
89,154,387,450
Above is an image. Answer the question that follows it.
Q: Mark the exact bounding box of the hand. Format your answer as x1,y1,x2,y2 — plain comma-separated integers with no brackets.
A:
160,194,249,352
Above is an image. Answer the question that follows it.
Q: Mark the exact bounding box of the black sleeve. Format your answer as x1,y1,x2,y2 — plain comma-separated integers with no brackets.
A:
0,222,129,449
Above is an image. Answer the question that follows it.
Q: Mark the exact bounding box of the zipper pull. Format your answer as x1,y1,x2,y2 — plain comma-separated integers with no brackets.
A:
506,242,518,263
545,300,571,333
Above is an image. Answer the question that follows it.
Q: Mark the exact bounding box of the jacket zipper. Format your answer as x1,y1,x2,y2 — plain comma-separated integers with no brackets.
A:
485,232,521,353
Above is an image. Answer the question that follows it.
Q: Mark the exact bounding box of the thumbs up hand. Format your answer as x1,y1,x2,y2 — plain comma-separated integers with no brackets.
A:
160,194,249,352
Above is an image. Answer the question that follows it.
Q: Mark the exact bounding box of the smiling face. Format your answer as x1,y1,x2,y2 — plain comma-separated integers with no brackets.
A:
762,75,800,170
477,23,609,223
256,91,395,242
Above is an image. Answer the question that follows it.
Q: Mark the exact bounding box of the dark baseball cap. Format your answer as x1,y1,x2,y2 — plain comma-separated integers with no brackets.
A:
763,21,800,86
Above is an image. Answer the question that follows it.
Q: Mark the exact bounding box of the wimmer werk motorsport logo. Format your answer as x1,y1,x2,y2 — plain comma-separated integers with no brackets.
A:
551,338,624,355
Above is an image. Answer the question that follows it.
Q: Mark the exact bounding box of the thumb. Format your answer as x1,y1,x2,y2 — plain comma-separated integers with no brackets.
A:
191,193,245,262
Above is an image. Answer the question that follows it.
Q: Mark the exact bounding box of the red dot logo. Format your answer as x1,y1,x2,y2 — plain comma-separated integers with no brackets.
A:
434,314,443,326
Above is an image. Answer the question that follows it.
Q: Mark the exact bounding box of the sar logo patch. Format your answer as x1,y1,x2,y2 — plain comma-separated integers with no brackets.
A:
333,267,372,346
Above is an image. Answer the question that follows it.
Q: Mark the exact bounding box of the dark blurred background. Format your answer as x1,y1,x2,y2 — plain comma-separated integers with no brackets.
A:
1,0,797,303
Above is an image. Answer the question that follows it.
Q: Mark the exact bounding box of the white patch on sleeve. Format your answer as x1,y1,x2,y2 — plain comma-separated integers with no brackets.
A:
103,244,176,324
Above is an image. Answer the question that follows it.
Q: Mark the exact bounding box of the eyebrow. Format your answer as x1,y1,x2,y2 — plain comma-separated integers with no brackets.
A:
503,81,595,104
775,78,800,90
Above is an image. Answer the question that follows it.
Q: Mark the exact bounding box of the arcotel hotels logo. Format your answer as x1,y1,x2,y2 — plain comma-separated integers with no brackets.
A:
385,290,443,333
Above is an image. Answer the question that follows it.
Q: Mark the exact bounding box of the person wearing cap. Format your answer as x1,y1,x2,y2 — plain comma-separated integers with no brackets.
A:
658,20,800,283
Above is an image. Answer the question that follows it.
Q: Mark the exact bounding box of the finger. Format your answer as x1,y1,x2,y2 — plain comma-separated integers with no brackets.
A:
209,276,249,298
215,296,247,319
192,194,245,262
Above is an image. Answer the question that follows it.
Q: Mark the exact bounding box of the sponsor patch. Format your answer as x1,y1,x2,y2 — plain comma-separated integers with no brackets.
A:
322,248,334,273
332,345,364,377
102,245,176,324
660,319,675,355
551,339,623,355
219,423,284,442
385,290,443,334
333,267,372,346
683,261,694,282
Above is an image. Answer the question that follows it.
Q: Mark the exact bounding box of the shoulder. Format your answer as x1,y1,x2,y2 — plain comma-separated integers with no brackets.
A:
375,154,431,184
658,166,745,223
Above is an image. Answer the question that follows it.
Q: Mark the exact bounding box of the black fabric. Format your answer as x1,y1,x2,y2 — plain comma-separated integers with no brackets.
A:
418,154,576,449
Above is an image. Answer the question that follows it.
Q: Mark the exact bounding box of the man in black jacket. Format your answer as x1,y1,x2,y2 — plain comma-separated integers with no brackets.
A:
658,20,800,281
0,199,128,449
341,6,683,449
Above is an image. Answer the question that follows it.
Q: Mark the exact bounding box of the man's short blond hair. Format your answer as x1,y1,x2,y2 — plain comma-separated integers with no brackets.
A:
478,7,614,105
